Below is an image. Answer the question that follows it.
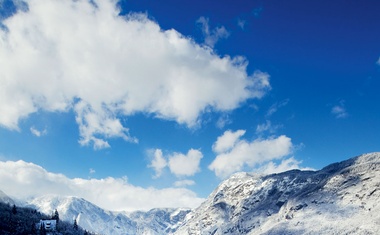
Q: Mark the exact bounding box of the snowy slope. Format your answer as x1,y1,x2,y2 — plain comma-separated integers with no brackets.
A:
0,189,15,205
5,152,380,234
28,195,136,234
28,195,190,235
174,152,380,235
128,208,190,234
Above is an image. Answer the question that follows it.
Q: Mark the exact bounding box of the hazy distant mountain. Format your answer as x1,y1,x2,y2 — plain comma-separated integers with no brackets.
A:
28,194,190,235
174,152,380,234
0,189,14,205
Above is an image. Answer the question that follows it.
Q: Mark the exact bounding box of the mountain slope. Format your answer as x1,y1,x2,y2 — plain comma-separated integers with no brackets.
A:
28,195,190,235
174,152,380,234
128,208,190,234
29,195,136,234
0,189,14,205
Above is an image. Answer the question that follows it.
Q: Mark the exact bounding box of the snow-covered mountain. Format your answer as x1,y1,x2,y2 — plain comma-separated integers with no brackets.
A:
0,189,15,205
28,194,190,235
3,152,379,234
174,152,380,234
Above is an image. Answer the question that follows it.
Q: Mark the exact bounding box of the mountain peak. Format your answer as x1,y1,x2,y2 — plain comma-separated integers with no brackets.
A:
175,152,380,234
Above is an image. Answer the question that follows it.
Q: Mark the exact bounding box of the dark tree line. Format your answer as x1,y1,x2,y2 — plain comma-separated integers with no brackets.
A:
0,202,96,235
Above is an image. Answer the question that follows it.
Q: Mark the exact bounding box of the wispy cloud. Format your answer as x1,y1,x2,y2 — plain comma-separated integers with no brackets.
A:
197,16,230,48
216,114,232,129
30,126,47,137
376,57,380,65
0,160,204,211
174,180,195,187
252,7,263,18
256,120,282,134
0,0,270,149
237,19,246,30
266,99,289,117
331,100,348,119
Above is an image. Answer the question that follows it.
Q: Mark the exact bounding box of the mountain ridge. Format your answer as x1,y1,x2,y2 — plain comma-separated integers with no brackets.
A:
2,152,379,234
27,194,190,235
174,152,380,234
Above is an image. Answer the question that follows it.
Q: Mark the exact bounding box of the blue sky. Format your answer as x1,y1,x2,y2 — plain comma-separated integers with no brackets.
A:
0,0,380,211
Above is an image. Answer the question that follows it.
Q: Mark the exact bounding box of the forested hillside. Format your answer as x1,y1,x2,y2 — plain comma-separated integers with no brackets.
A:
0,202,94,235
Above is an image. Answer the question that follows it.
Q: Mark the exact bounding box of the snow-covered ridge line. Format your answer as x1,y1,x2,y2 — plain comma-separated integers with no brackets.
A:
174,152,380,234
2,152,379,234
27,194,190,235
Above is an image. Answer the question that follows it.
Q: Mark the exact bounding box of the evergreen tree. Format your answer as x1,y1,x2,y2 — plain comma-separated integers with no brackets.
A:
12,204,17,214
52,209,59,223
73,219,78,230
40,222,47,235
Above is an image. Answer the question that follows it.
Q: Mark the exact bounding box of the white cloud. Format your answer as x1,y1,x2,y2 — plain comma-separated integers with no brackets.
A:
148,149,167,178
168,149,203,177
377,57,380,65
74,101,138,149
266,99,289,117
331,100,348,119
174,180,195,187
255,120,281,134
216,114,232,129
148,148,203,178
237,19,246,30
89,168,95,174
197,16,230,48
212,129,246,154
0,0,270,149
209,130,293,178
30,126,47,137
0,160,204,211
256,121,271,133
257,157,313,175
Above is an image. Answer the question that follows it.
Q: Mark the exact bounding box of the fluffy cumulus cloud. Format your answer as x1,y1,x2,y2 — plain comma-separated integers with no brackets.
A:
212,129,246,154
149,148,203,178
168,149,203,177
0,160,204,211
148,149,167,178
209,130,293,178
0,0,270,149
